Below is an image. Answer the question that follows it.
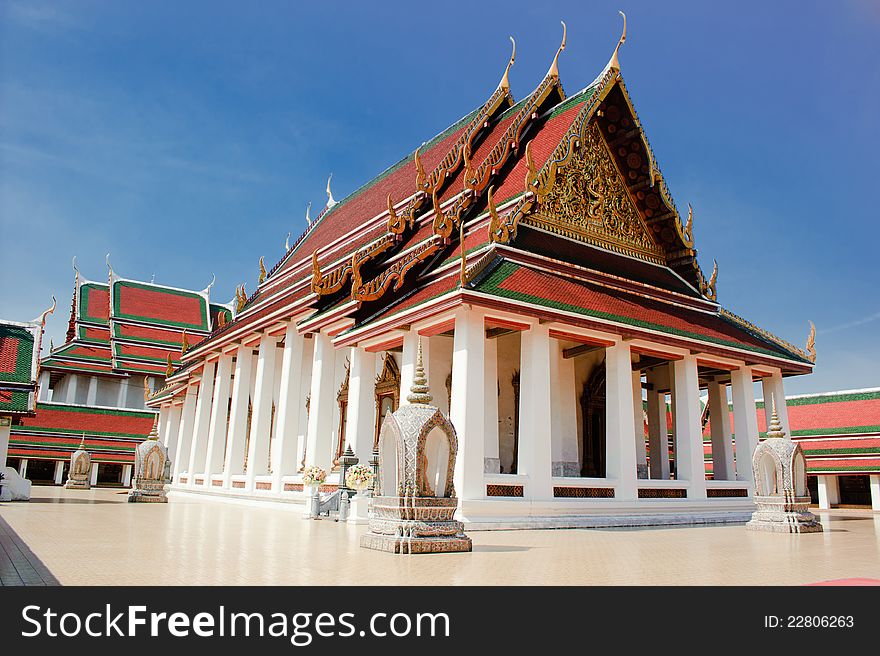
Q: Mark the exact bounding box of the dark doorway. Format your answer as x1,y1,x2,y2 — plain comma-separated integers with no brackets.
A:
807,475,819,505
838,475,871,506
96,463,123,487
580,362,606,478
25,459,56,485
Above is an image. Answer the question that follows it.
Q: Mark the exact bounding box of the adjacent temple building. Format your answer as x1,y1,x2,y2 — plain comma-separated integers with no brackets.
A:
4,261,232,487
142,18,824,527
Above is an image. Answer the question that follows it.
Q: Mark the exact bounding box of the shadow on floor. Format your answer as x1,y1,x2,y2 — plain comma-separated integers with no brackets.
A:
27,498,120,504
0,515,60,586
473,545,532,552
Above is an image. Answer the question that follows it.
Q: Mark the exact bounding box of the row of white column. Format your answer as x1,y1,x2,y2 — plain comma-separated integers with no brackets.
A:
446,307,771,501
156,305,773,502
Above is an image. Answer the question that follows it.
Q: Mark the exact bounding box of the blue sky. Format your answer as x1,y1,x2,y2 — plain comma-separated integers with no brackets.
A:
1,0,878,395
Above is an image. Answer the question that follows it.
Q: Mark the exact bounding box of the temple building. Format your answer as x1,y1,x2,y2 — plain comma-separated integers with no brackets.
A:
1,309,52,500
704,388,880,511
5,260,232,488
148,18,818,527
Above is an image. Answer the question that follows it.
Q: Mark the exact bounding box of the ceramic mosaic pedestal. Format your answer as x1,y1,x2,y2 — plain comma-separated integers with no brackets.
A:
360,496,472,554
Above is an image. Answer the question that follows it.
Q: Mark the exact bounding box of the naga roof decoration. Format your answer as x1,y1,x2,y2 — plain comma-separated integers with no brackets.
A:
42,261,233,381
180,17,812,378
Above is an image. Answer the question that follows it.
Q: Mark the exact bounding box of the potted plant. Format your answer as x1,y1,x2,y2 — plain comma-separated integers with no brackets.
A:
301,466,327,496
345,464,374,495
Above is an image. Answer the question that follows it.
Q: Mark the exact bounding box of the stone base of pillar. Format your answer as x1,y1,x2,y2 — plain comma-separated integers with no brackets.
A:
483,457,501,474
360,496,472,554
347,493,372,524
0,466,31,501
746,495,823,534
551,461,580,477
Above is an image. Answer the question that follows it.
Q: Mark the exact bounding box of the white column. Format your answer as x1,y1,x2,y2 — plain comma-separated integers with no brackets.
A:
517,324,553,500
122,464,132,487
116,377,129,408
38,371,51,402
0,419,10,465
761,371,791,437
18,458,28,478
203,354,233,486
223,345,255,487
86,376,98,405
817,474,839,510
549,338,578,477
66,374,79,404
171,384,198,482
162,404,182,459
53,460,64,485
632,369,648,479
483,337,501,473
399,331,422,406
187,361,216,484
344,345,377,468
731,366,760,483
647,387,670,479
869,474,880,512
295,337,314,473
707,381,735,480
450,306,486,500
89,462,99,486
245,334,278,489
272,324,307,492
672,355,707,499
606,342,639,501
429,336,452,416
305,330,335,471
269,344,284,470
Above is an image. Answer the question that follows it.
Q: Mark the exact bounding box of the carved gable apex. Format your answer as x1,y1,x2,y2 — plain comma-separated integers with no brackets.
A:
524,121,664,263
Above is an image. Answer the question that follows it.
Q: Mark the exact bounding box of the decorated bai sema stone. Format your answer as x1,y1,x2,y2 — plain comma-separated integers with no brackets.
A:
128,418,169,503
745,397,822,534
64,434,92,490
361,340,472,554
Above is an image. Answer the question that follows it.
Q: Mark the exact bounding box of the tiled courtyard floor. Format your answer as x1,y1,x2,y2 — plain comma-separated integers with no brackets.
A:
1,486,879,586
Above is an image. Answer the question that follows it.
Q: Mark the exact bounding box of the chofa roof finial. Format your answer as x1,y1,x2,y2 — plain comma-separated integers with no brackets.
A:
498,36,516,92
607,11,627,72
326,174,337,209
806,321,816,363
305,202,313,227
547,21,567,79
406,337,433,404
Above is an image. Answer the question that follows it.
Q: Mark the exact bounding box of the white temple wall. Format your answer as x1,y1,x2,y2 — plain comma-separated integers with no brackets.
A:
96,377,118,406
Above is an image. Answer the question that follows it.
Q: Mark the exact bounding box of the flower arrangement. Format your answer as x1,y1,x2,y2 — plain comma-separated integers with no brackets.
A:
345,464,374,491
301,466,327,487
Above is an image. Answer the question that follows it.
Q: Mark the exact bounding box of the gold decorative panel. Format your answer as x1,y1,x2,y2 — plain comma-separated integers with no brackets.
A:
525,122,664,263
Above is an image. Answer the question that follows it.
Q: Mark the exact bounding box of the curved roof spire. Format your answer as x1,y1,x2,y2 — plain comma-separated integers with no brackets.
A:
305,202,313,227
498,36,516,91
547,21,567,79
105,252,114,278
72,256,80,284
607,11,627,72
326,173,337,209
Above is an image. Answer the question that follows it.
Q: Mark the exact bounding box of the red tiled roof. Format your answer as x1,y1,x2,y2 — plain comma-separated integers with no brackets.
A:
477,260,798,360
277,109,482,278
81,283,110,324
113,281,209,332
13,402,156,438
113,323,197,347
